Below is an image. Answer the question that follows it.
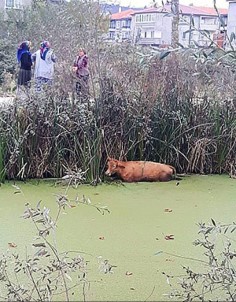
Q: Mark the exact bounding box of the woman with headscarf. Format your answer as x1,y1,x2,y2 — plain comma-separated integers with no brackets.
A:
32,41,57,92
73,48,89,98
17,41,32,88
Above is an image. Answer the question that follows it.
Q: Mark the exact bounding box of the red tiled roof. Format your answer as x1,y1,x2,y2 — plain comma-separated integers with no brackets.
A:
111,9,134,20
130,7,163,15
131,4,228,16
194,6,228,15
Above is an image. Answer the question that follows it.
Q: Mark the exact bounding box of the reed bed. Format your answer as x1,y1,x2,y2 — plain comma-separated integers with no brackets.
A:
0,45,235,182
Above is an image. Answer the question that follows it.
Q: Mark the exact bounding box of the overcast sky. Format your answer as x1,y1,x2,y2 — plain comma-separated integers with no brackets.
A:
117,0,228,8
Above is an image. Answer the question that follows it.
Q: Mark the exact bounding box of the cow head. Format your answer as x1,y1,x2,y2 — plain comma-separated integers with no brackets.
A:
105,157,125,176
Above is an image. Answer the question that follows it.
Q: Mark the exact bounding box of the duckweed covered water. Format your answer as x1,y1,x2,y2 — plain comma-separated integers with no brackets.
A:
0,175,235,301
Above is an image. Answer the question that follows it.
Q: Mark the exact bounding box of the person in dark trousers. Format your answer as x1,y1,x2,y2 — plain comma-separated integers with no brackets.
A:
17,41,32,88
73,48,89,99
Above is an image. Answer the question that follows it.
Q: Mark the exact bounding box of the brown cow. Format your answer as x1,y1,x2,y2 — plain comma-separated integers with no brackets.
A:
105,157,177,182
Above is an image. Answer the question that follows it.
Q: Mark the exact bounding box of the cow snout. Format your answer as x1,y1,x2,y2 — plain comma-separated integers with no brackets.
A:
105,170,111,176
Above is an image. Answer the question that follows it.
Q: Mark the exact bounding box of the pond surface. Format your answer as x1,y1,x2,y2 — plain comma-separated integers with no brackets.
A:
0,175,236,301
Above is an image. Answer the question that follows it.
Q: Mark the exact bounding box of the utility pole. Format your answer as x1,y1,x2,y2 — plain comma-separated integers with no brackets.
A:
188,14,193,47
171,0,179,47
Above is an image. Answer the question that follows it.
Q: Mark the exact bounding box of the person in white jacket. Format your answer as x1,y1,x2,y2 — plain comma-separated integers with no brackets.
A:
32,41,56,92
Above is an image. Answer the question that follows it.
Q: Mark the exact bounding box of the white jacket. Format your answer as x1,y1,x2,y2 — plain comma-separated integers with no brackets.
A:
32,49,56,80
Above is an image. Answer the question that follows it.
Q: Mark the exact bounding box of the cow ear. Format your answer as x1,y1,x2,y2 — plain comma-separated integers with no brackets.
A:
117,163,125,169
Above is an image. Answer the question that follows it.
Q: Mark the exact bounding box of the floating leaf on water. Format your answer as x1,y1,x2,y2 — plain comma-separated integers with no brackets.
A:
32,243,46,248
154,251,163,256
12,184,20,191
8,242,17,248
165,235,174,240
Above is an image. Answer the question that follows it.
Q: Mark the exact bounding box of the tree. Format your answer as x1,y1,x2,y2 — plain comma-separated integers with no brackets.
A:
0,39,16,84
171,0,179,47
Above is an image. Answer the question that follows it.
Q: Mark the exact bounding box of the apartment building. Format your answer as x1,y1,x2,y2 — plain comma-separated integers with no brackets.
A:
178,5,228,47
108,9,134,42
93,3,229,47
0,0,31,10
131,4,228,47
131,7,172,46
226,0,236,45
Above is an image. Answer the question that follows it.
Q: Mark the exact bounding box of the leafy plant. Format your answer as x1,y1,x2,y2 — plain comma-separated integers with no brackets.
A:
163,219,236,301
0,181,111,301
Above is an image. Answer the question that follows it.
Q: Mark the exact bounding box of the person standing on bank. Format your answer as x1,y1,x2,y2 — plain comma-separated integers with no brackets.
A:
32,41,56,92
17,41,33,89
73,48,89,98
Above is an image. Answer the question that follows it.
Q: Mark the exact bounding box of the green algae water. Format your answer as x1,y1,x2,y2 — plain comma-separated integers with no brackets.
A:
0,175,235,301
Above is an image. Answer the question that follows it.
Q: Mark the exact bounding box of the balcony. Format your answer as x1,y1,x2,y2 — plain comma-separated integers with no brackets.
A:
199,23,219,31
138,37,161,45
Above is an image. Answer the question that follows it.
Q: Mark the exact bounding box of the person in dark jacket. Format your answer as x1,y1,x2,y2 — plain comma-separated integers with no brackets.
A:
73,48,89,98
17,41,32,88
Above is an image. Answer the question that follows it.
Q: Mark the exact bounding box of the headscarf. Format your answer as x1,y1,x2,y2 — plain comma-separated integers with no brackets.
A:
17,41,31,62
40,41,50,60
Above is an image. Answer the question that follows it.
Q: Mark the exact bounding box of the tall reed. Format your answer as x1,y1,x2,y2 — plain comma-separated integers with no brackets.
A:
0,47,235,182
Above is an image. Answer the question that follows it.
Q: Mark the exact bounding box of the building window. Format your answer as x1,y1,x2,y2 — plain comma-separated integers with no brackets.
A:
156,31,162,38
136,15,141,22
109,32,115,40
14,0,21,8
151,31,154,38
122,32,129,39
5,0,14,8
110,21,116,29
201,17,217,25
136,13,155,23
116,21,120,28
5,0,21,8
